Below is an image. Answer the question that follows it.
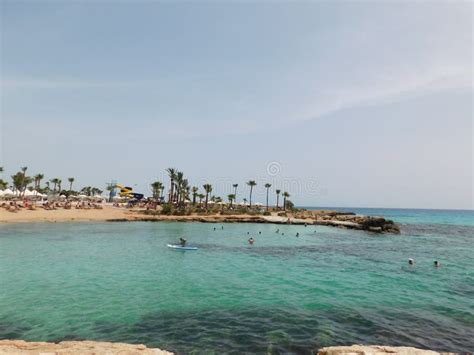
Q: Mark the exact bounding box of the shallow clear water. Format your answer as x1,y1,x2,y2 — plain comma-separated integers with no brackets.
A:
1,210,473,354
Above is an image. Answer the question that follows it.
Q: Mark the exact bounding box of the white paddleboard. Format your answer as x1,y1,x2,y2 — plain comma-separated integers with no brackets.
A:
167,244,198,250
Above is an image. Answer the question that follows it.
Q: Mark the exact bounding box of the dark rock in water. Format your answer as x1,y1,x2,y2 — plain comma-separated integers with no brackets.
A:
358,216,400,234
368,226,383,233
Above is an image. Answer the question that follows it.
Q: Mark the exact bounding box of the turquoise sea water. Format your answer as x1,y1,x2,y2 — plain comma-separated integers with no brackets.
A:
0,209,473,353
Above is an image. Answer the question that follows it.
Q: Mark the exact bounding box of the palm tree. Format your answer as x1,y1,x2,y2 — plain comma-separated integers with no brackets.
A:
192,186,199,205
50,178,59,193
57,179,62,193
264,183,271,210
198,193,205,207
151,181,164,200
203,184,212,210
34,174,44,190
68,177,75,191
106,184,116,202
282,192,290,211
227,194,236,208
0,167,5,190
246,180,256,207
166,168,177,204
20,166,28,196
175,171,184,204
81,186,92,196
275,189,281,210
232,183,238,202
178,177,189,206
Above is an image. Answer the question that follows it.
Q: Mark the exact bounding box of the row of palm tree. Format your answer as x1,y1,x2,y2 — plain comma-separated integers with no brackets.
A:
161,168,292,211
1,166,93,197
2,165,293,209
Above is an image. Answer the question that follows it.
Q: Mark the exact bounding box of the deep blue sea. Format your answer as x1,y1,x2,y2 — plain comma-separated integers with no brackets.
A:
0,208,473,354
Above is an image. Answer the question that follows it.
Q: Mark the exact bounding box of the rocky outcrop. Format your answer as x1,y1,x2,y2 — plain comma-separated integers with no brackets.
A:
108,212,400,233
0,340,173,354
0,341,451,355
313,214,400,233
317,345,452,355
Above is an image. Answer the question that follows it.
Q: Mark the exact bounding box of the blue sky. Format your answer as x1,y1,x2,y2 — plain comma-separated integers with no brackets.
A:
1,1,472,209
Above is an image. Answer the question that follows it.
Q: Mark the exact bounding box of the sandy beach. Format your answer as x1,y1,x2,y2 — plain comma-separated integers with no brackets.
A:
0,205,133,223
0,205,302,224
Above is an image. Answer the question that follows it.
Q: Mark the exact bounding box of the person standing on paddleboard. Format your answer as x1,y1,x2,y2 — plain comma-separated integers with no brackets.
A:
179,237,187,247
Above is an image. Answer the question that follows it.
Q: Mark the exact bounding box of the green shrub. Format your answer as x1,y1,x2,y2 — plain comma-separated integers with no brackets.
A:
161,204,174,215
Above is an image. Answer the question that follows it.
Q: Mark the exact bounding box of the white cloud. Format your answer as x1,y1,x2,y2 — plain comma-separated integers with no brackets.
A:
295,64,472,122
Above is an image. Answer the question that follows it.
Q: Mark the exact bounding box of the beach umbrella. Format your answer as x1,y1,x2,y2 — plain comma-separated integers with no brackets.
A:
254,202,264,206
3,188,14,196
24,190,35,196
78,194,88,199
0,190,4,197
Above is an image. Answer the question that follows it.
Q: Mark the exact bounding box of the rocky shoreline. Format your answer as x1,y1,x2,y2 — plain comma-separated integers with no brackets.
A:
0,206,400,233
109,210,401,233
0,340,449,354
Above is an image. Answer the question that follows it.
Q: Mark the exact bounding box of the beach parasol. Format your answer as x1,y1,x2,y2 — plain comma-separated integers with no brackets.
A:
3,188,14,196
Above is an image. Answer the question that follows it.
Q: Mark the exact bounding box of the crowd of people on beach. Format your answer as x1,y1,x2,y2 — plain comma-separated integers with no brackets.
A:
1,198,104,212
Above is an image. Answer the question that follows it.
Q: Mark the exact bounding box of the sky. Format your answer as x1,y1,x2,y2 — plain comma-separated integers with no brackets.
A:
1,0,472,209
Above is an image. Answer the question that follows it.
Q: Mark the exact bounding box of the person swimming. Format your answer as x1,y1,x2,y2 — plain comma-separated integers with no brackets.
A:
259,231,261,235
434,260,441,267
179,237,187,247
248,237,255,245
296,232,299,237
408,258,414,265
